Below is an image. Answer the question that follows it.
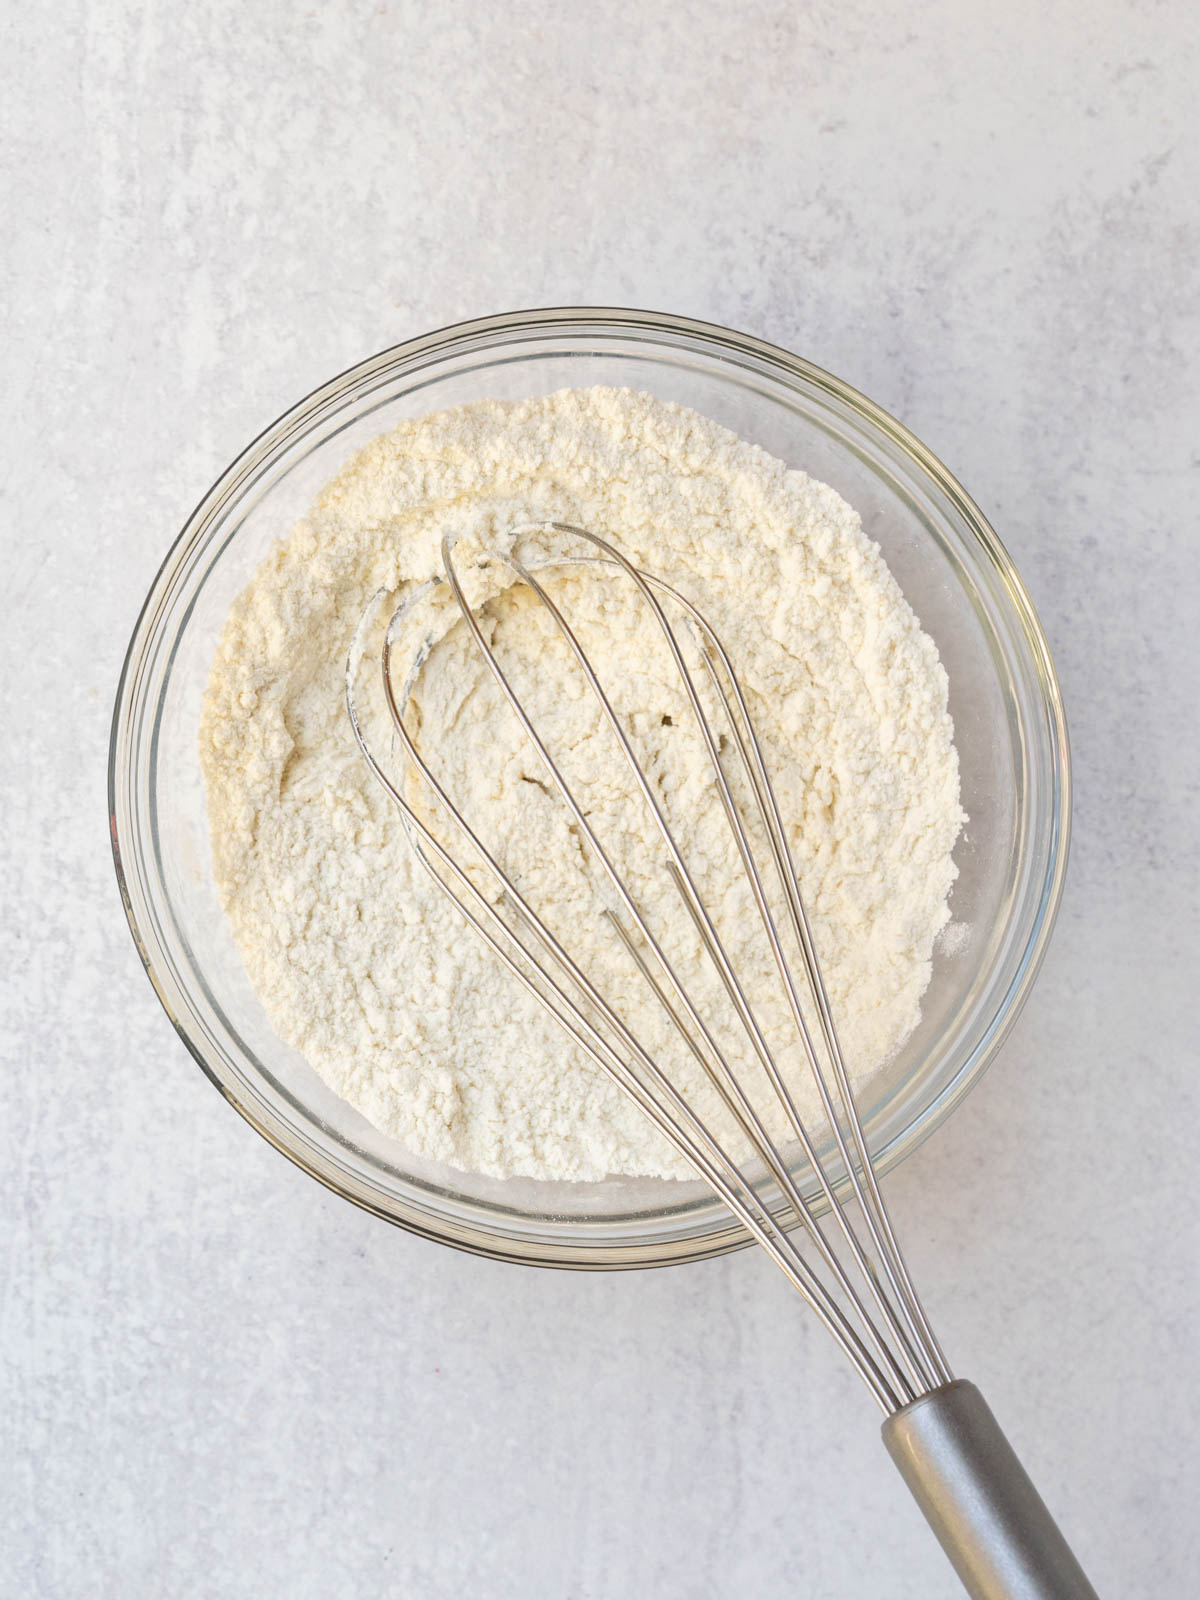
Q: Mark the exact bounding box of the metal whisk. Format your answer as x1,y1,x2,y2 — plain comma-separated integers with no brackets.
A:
346,521,1097,1600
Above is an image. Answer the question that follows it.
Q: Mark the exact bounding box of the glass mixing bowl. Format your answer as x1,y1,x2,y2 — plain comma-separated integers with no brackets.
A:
109,308,1070,1269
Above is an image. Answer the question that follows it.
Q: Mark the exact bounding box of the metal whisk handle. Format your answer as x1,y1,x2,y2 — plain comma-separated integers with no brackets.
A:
883,1382,1098,1599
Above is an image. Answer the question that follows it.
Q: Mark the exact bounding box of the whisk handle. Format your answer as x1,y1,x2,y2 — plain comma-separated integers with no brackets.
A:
882,1380,1098,1600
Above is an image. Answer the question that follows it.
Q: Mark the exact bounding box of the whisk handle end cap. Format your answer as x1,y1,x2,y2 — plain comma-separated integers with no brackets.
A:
882,1380,1099,1600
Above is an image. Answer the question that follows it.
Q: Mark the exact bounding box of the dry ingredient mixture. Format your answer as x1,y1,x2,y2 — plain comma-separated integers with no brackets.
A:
201,387,964,1181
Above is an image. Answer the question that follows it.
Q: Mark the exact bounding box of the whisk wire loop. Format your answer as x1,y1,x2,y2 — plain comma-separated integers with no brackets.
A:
457,538,933,1400
347,521,949,1412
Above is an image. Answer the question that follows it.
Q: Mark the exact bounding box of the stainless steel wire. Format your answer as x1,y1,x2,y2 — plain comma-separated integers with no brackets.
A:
345,521,953,1416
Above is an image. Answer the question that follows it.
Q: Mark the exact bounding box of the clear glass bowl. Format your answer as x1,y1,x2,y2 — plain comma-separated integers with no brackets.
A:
109,308,1070,1269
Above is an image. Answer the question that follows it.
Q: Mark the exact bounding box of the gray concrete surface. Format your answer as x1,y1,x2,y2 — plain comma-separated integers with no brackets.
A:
4,3,1198,1595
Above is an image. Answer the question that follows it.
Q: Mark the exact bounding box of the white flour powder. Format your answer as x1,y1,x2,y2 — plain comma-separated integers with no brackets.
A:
201,387,964,1181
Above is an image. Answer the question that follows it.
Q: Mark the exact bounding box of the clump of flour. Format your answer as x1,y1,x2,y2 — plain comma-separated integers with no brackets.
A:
201,387,964,1181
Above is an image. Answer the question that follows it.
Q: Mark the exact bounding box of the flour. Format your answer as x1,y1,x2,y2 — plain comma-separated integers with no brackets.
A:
201,387,964,1181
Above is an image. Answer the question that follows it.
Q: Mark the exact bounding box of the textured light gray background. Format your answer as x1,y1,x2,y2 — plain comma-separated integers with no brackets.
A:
4,2,1198,1596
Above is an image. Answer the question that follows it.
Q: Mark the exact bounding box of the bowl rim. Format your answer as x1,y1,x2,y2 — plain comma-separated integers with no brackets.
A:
108,304,1071,1270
